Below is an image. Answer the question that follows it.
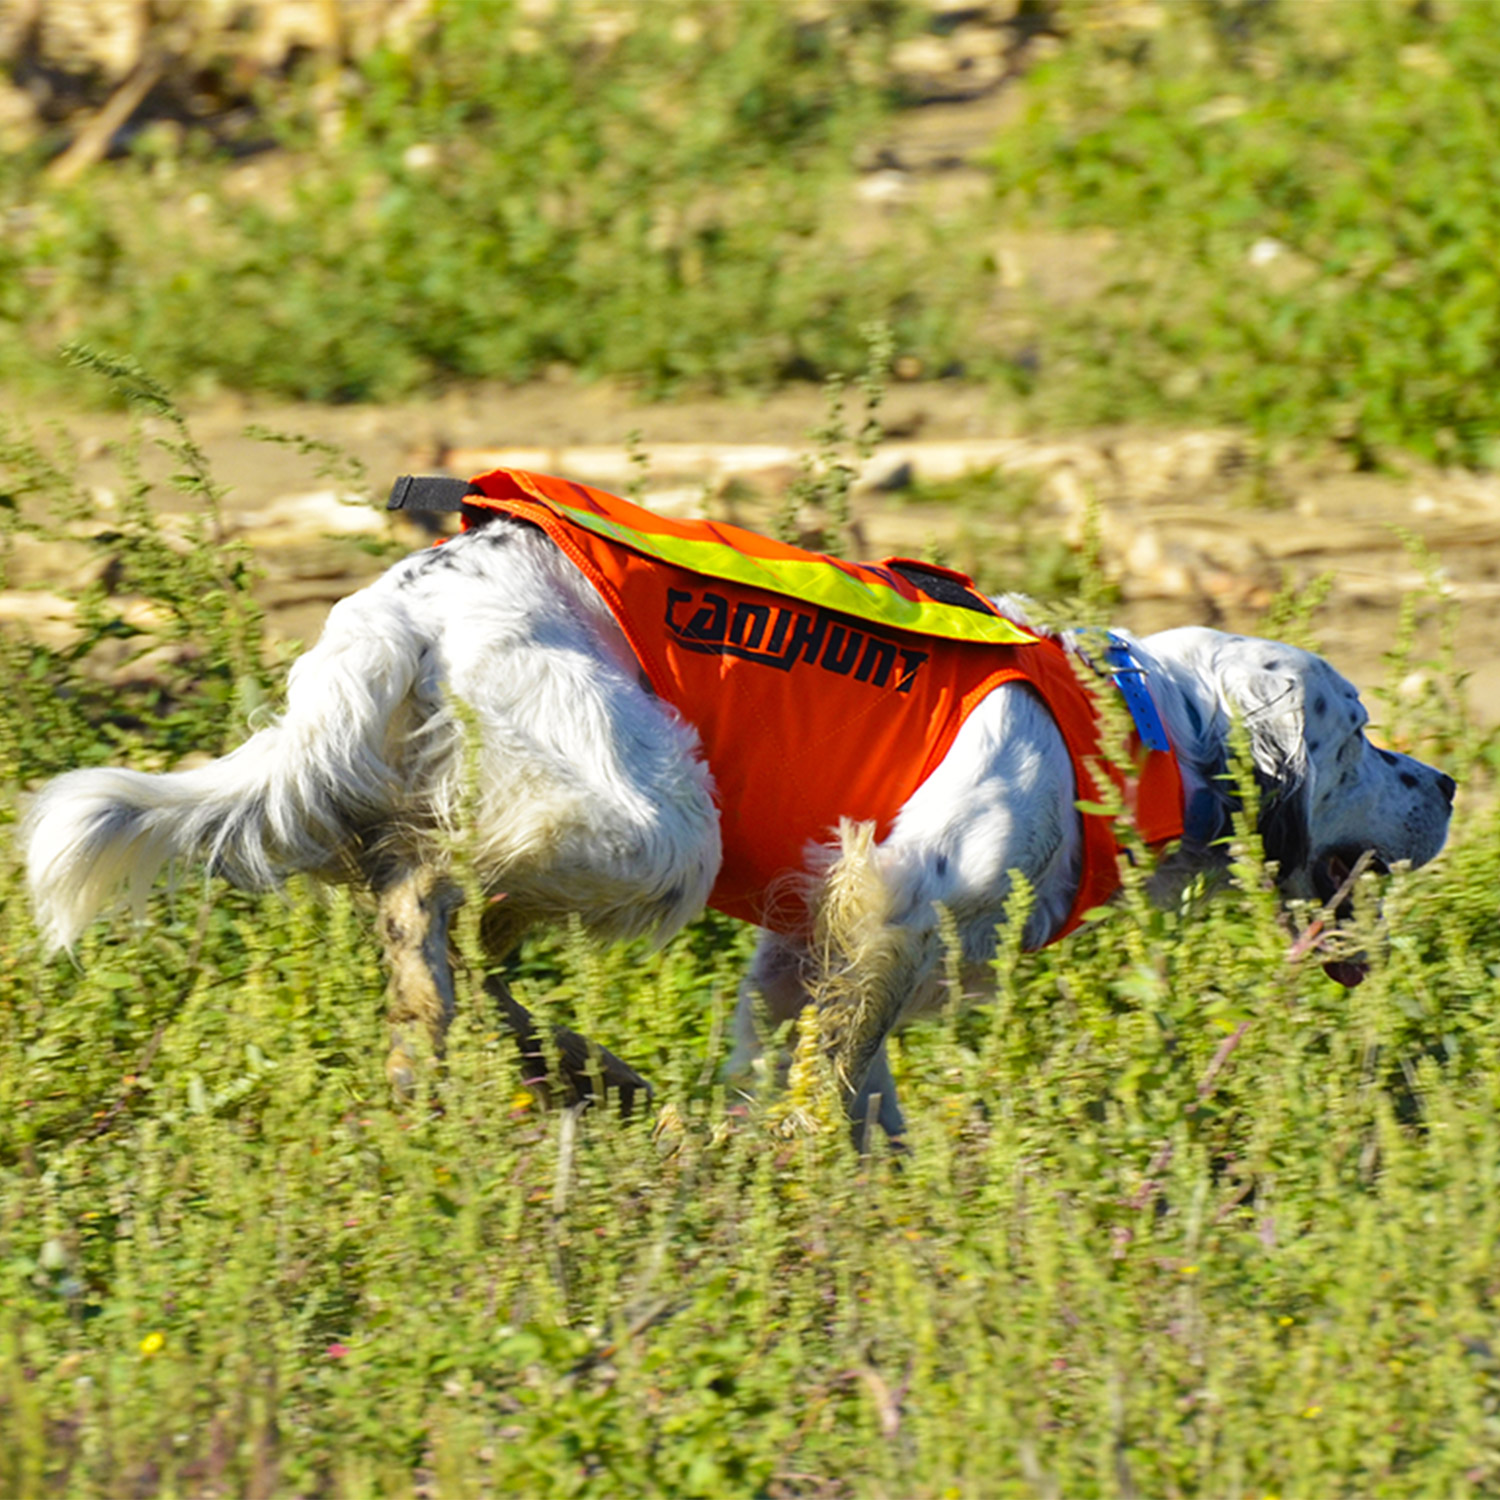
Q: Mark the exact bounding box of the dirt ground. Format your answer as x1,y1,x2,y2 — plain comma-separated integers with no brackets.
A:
9,376,1499,751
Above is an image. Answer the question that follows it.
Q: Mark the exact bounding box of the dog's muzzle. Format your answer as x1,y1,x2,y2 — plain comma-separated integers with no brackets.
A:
1310,847,1391,987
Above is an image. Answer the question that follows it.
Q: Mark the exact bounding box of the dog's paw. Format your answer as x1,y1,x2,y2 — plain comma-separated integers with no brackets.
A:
385,1040,418,1098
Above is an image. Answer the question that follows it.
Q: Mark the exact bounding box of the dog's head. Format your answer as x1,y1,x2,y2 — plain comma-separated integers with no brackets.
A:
1136,627,1454,962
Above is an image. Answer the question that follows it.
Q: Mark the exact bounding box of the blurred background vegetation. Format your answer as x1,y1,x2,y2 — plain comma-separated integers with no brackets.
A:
2,0,1498,466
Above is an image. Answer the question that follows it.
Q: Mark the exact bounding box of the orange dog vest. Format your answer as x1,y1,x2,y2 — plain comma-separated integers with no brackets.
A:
460,468,1183,941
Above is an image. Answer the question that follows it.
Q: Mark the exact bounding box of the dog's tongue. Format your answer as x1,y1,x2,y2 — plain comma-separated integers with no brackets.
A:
1323,958,1368,988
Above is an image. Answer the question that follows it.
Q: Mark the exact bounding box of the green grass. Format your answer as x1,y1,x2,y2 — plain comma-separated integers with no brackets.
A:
2,378,1498,1497
0,0,960,405
7,0,1500,471
985,0,1500,466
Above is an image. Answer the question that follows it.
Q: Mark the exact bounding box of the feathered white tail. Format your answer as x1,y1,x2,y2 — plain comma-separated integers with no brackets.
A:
25,595,444,951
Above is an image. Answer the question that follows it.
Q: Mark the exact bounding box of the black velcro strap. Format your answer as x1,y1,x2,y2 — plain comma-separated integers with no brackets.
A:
887,560,991,616
387,475,482,513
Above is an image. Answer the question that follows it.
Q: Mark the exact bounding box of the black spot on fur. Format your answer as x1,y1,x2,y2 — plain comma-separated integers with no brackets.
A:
1263,658,1281,671
1313,694,1328,716
1400,772,1419,789
472,521,519,544
1307,739,1321,753
1378,748,1398,766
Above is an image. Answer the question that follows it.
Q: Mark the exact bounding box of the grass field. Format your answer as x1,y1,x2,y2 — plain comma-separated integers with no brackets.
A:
6,1,1500,1493
2,369,1497,1497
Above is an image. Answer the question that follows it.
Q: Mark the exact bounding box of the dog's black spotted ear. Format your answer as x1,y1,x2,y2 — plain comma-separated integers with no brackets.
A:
1205,645,1315,881
1257,772,1311,880
387,475,482,512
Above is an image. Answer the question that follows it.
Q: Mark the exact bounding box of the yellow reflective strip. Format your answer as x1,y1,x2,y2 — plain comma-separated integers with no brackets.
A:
553,502,1037,648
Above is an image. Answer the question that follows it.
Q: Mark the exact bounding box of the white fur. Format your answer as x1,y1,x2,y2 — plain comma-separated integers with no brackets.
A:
25,520,1453,1137
27,523,721,952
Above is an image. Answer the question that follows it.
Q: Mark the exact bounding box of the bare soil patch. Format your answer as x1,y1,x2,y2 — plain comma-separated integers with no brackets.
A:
8,379,1496,739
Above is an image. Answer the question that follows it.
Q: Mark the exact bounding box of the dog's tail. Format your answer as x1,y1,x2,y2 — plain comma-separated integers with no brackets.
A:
25,595,441,951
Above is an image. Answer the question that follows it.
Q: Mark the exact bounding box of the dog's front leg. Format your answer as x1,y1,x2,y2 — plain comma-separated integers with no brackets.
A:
832,928,938,1150
377,865,465,1094
852,1041,908,1143
731,931,912,1144
808,821,941,1150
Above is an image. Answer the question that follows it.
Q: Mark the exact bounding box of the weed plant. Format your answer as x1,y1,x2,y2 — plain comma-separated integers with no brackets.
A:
1,383,1497,1498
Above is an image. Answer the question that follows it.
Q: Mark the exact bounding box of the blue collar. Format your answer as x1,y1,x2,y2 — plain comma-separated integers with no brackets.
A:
1102,633,1171,753
1081,631,1225,850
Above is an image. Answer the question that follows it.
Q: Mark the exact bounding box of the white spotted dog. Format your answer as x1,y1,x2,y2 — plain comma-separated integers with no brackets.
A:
24,471,1455,1139
727,624,1455,1138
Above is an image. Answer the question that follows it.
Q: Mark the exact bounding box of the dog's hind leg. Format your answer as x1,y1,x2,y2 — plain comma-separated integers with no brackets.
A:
483,974,652,1117
377,865,465,1094
376,865,652,1110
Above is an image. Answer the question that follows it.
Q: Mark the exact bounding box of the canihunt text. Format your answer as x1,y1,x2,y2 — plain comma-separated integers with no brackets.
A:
664,587,929,693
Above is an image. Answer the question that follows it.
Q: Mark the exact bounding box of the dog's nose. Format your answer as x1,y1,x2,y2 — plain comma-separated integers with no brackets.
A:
1438,772,1456,805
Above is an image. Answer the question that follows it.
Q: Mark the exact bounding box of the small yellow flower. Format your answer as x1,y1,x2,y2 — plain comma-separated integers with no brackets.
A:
1278,1315,1295,1327
139,1331,165,1357
1179,1264,1200,1276
510,1089,534,1111
1302,1404,1322,1419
